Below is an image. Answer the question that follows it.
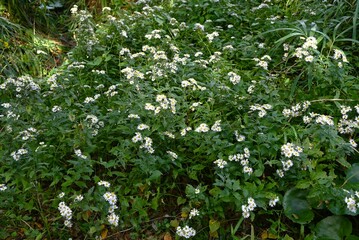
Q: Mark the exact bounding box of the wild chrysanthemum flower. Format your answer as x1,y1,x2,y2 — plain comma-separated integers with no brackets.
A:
214,159,227,168
211,120,222,132
176,225,196,238
189,208,199,219
195,123,209,133
74,195,84,202
103,192,117,205
269,196,280,207
350,139,357,148
137,124,150,131
107,212,119,226
0,184,7,191
167,151,178,160
98,180,111,188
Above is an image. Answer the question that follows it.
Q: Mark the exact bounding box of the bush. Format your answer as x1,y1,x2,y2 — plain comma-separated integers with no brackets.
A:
0,0,358,239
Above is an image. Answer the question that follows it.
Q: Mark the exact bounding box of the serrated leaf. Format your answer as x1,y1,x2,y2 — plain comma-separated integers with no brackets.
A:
336,157,351,168
295,180,311,189
283,188,314,224
315,216,352,240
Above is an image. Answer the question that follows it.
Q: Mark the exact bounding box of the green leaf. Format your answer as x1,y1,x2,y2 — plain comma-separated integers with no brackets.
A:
283,188,314,224
346,163,359,184
315,216,352,240
209,219,220,233
295,180,311,189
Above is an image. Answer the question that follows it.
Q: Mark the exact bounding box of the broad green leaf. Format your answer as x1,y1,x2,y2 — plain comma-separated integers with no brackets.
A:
209,219,220,233
315,216,352,240
346,163,359,184
283,188,314,224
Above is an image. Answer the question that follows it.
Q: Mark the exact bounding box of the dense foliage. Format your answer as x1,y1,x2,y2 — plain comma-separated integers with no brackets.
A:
1,0,359,239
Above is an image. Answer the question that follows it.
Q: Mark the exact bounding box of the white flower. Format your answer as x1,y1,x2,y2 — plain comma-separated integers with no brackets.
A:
167,151,178,160
98,180,111,188
176,225,196,238
305,55,314,62
211,120,222,132
350,139,357,148
189,208,199,219
137,124,150,131
58,192,65,198
103,192,117,205
0,184,8,191
194,188,200,194
243,166,253,175
214,159,227,168
195,123,209,133
269,196,279,207
107,213,119,226
74,195,84,202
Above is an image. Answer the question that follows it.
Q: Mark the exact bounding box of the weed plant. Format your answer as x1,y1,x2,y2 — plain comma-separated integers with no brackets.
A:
0,0,358,239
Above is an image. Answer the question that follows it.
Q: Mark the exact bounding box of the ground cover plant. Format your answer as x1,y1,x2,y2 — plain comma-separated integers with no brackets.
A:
0,0,359,239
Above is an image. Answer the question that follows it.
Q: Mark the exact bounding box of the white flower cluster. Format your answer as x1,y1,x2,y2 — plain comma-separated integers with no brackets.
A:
190,102,202,111
128,114,140,119
145,30,162,40
253,55,271,70
211,120,222,132
145,95,177,115
85,115,104,136
234,131,245,142
189,208,199,219
137,123,150,131
83,94,101,104
176,225,196,238
98,180,111,188
206,31,219,42
281,143,303,158
18,127,38,141
58,201,73,228
74,195,84,202
121,67,145,84
163,131,175,139
104,84,119,97
194,23,205,31
303,112,334,126
227,72,241,85
180,126,192,136
67,61,86,70
11,148,28,161
333,49,348,68
0,184,7,191
282,101,311,118
141,136,155,154
269,196,280,207
195,123,209,133
242,197,256,218
345,191,359,213
74,149,87,159
249,104,272,118
131,132,154,153
167,151,178,160
277,143,303,175
103,192,119,226
0,76,40,98
52,105,62,112
214,158,227,168
209,51,222,63
181,78,206,91
229,148,252,175
338,105,359,134
294,37,317,62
